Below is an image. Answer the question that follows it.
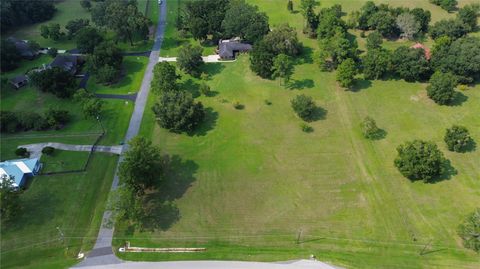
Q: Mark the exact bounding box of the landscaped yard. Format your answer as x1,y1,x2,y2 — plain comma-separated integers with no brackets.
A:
116,0,480,268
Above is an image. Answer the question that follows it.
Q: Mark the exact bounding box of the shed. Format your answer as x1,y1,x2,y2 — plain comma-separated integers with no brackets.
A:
218,39,252,60
0,158,41,188
9,75,28,89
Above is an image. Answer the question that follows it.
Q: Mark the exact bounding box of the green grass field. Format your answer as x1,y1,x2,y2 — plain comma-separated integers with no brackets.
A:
116,1,480,268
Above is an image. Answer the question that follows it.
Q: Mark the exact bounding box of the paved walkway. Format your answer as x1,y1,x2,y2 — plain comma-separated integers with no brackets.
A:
159,54,234,63
20,143,122,158
74,1,167,267
75,259,343,269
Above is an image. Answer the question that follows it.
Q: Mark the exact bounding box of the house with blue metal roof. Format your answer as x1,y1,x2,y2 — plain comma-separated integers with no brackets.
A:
0,158,41,188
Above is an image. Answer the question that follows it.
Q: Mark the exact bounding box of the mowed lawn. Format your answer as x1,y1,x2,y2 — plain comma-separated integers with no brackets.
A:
117,0,480,268
0,153,118,269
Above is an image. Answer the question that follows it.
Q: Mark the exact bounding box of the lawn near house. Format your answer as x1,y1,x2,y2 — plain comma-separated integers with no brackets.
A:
39,149,91,173
86,57,149,95
0,153,119,269
116,1,480,268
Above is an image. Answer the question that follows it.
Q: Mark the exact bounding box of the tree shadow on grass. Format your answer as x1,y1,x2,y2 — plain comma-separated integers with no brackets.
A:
297,46,314,64
188,107,218,137
427,160,457,184
350,79,372,92
450,92,468,106
181,79,200,98
306,106,328,122
202,63,225,77
140,155,199,231
369,128,388,140
289,79,314,90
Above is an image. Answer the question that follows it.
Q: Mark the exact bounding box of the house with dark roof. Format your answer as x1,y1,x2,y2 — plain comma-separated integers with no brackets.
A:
0,158,41,188
6,37,39,60
48,55,79,74
218,39,252,60
9,75,29,89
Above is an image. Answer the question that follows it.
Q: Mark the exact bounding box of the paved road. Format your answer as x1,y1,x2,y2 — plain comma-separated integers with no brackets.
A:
75,259,343,269
19,143,122,159
74,1,167,267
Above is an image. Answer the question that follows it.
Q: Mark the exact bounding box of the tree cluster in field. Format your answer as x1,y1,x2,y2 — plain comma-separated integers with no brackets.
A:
291,94,319,122
250,24,302,81
178,0,269,44
457,208,480,253
0,0,56,33
151,62,206,133
292,1,480,104
0,109,70,133
74,89,105,119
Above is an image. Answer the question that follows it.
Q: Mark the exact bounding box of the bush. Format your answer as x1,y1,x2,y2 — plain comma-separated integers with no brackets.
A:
291,94,316,122
264,99,272,105
300,123,313,133
394,140,447,182
427,71,457,105
42,146,55,155
361,116,381,139
44,109,70,130
199,83,211,96
444,125,473,152
15,148,29,158
233,101,244,110
457,208,480,252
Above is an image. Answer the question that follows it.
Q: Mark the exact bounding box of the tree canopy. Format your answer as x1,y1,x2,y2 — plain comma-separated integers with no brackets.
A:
183,0,230,40
362,48,391,80
444,125,473,152
457,208,480,252
29,67,77,98
152,91,205,133
392,46,430,82
177,44,204,77
394,140,447,182
1,39,21,72
426,71,457,105
336,58,357,89
76,27,104,54
222,0,270,43
291,94,317,122
272,54,294,86
1,0,56,32
0,175,20,223
151,62,180,94
119,136,162,196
